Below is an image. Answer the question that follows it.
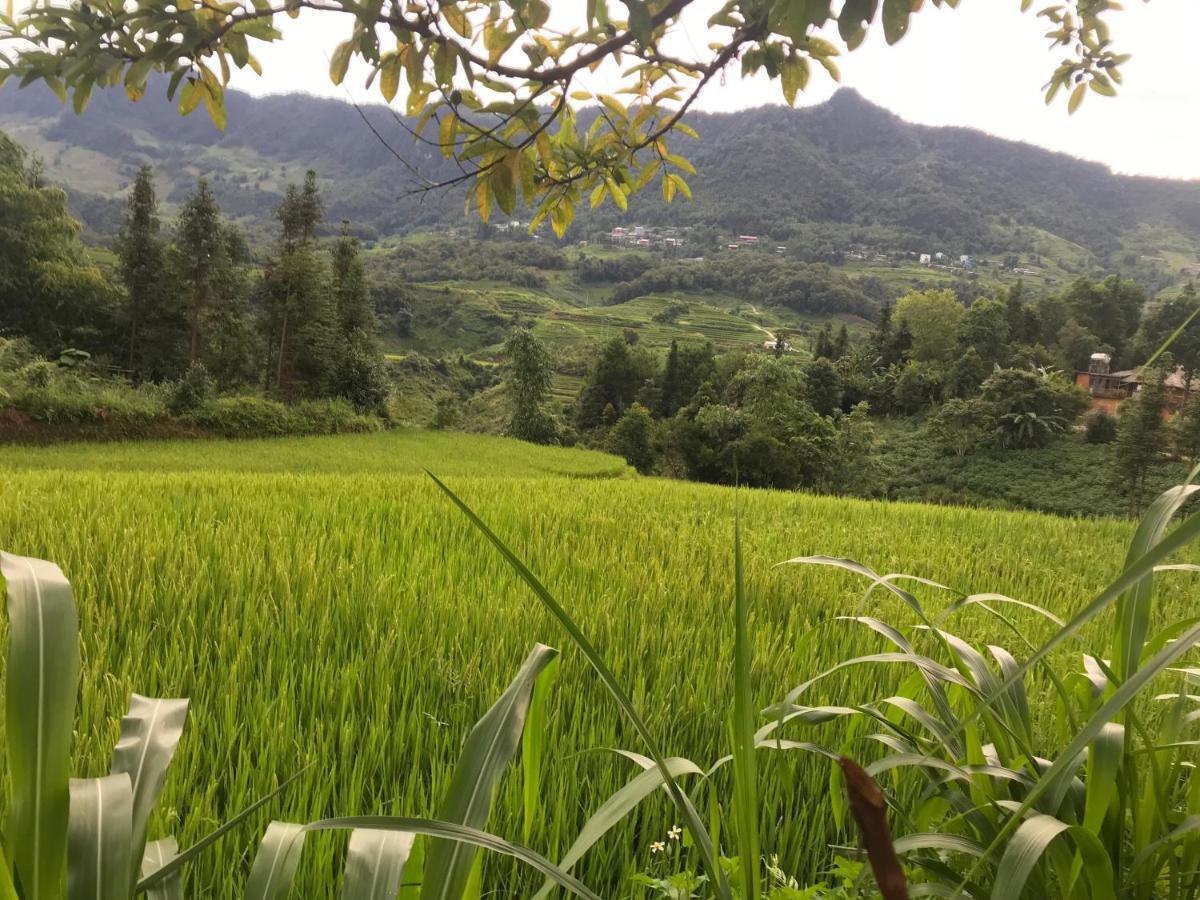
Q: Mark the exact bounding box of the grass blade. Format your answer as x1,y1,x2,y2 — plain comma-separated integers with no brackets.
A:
110,695,189,888
990,815,1115,900
427,472,731,900
731,513,760,900
135,767,309,894
532,757,703,900
2,551,81,900
139,838,181,900
306,817,603,900
344,829,414,900
420,643,558,900
67,774,134,900
245,822,306,900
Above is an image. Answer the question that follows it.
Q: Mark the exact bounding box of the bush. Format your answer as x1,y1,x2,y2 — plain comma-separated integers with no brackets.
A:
167,362,215,415
1084,408,1118,443
292,398,382,434
189,396,299,438
333,339,391,414
607,403,656,473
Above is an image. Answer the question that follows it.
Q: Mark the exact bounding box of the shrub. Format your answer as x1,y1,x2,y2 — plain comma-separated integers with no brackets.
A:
1084,408,1118,443
980,367,1089,449
607,403,656,473
292,397,382,434
167,361,215,415
189,396,299,438
333,338,391,414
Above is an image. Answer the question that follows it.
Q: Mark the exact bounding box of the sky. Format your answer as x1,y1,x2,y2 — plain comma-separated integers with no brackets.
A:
12,0,1198,179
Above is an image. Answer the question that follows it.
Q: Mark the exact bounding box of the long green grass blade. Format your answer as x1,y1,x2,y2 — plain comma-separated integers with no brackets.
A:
110,695,189,889
420,643,557,900
139,838,181,900
307,817,603,900
427,472,731,900
1082,722,1124,833
245,822,306,900
344,829,414,900
532,756,703,900
2,551,81,900
67,775,134,900
730,513,760,900
136,768,308,894
0,844,19,900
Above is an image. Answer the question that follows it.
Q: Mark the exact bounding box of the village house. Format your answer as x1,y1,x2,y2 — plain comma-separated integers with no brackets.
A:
1076,352,1199,414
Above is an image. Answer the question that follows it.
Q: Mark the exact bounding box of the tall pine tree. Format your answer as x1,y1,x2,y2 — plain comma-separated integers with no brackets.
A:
262,170,335,398
115,165,175,376
329,221,388,411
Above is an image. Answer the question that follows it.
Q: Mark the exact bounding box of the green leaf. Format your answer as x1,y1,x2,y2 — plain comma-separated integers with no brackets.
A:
67,775,134,900
626,0,652,44
420,644,558,900
881,0,911,44
531,757,702,900
72,77,94,115
1067,81,1086,114
604,175,628,212
110,695,189,889
308,818,602,900
491,154,518,217
136,769,308,894
838,0,878,46
245,822,306,900
2,551,80,900
330,40,354,85
343,830,414,900
991,815,1115,900
140,838,182,900
522,657,559,845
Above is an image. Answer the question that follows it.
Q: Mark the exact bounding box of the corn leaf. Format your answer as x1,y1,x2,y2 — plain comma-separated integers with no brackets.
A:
420,643,558,900
140,837,182,900
110,694,189,887
343,829,414,900
2,551,80,900
67,775,134,900
245,822,306,900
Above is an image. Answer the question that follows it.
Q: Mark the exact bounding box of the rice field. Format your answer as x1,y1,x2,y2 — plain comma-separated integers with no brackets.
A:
0,431,1190,897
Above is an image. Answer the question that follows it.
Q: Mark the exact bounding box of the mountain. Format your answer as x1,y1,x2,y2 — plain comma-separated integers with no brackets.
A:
2,82,1198,277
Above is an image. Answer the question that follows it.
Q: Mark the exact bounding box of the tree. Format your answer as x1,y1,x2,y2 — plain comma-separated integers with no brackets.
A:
607,403,656,473
262,171,335,398
170,179,252,379
4,1,1134,236
1177,393,1200,461
504,328,556,444
331,221,376,337
957,298,1010,368
803,357,841,417
1136,282,1200,390
926,398,988,458
1057,318,1108,372
115,165,175,376
578,336,655,429
329,221,388,410
980,368,1089,449
895,290,964,364
0,131,118,354
1115,370,1168,513
1062,276,1146,361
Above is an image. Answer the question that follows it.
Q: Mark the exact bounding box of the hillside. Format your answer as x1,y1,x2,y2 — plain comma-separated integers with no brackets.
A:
2,82,1199,282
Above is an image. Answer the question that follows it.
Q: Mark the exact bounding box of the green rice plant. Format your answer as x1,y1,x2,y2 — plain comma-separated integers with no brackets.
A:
0,552,293,900
762,475,1200,898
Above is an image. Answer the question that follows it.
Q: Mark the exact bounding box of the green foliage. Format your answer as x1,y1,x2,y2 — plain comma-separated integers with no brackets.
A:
115,165,175,378
606,403,656,474
1062,275,1147,363
0,132,119,355
187,395,379,439
894,290,964,364
166,362,215,416
926,397,988,458
957,298,1010,368
1084,409,1119,444
1115,370,1169,511
979,368,1089,449
577,338,656,430
801,359,841,417
505,328,557,444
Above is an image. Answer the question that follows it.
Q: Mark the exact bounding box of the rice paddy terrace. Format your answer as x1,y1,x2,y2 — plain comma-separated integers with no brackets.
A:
0,429,1182,897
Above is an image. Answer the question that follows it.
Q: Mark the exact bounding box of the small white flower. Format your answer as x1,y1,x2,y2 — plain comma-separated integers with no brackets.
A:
650,841,666,854
667,825,682,841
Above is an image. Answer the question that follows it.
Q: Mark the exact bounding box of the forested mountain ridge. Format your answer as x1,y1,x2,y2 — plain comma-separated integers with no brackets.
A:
2,81,1198,273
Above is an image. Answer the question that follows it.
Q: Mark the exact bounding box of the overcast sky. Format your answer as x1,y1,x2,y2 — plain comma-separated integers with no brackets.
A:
20,0,1194,179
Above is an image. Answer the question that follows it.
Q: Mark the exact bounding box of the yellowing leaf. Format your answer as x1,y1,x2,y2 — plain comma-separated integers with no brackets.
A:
439,112,458,159
589,182,607,209
475,174,493,223
380,54,401,103
329,40,353,85
604,175,628,211
1068,81,1086,114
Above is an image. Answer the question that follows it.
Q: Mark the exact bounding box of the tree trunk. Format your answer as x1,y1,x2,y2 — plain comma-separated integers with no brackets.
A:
275,311,289,397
